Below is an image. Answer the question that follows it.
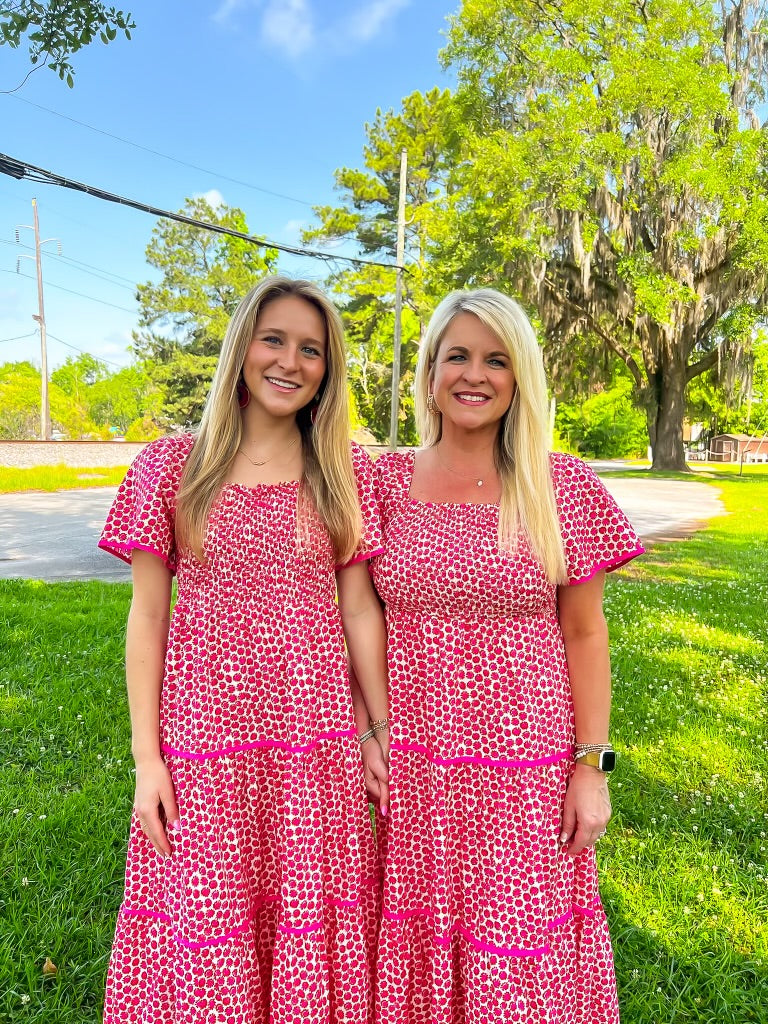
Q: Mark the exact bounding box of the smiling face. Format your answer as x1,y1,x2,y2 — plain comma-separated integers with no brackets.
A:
430,312,516,435
241,293,328,420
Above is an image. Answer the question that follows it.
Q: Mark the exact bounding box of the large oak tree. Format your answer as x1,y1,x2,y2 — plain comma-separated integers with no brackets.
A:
436,0,768,469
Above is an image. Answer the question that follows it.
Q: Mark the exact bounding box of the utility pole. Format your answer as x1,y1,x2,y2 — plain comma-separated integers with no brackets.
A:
389,148,407,450
16,198,59,440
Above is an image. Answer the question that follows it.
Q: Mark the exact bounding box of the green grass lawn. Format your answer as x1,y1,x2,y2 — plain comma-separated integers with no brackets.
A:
0,475,766,1022
0,466,129,494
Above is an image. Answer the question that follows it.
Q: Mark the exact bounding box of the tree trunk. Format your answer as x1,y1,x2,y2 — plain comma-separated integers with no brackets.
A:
651,353,688,471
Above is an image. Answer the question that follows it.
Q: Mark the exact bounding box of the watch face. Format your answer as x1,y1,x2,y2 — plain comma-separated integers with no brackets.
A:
599,750,617,772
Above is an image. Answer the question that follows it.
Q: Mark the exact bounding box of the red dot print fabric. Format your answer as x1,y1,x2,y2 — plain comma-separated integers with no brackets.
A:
98,434,383,1024
370,450,643,1024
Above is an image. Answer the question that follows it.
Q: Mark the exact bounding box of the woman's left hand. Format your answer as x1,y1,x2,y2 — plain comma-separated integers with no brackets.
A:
559,763,612,857
361,738,390,817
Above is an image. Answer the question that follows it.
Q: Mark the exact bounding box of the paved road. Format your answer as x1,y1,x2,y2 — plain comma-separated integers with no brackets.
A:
0,476,724,583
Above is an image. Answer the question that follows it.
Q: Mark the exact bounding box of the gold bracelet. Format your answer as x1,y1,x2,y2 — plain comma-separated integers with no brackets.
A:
370,718,389,734
574,742,612,757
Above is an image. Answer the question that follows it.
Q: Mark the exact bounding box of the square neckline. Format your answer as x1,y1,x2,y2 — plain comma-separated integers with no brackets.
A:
401,449,500,508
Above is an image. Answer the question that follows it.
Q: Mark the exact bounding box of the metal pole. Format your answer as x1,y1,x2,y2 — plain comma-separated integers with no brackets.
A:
32,198,51,441
389,149,407,450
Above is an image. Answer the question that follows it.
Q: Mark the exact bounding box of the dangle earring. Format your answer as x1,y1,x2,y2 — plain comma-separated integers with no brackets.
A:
236,377,250,409
427,392,436,414
310,392,321,425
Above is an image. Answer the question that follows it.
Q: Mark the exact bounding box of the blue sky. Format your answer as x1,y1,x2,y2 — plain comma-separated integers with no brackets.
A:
0,0,455,372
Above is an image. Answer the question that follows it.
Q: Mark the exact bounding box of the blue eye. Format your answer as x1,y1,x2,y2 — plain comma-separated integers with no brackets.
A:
302,345,323,358
262,335,281,345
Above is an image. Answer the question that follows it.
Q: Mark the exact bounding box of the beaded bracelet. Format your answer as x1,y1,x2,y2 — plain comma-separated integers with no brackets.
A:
358,729,376,746
370,718,390,734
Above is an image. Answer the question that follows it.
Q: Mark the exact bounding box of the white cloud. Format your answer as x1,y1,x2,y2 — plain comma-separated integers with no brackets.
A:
344,0,410,44
212,0,410,60
212,0,251,25
261,0,315,59
194,189,226,211
282,218,308,240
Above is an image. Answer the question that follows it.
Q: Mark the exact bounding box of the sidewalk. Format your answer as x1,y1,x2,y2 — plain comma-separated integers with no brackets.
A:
0,474,725,583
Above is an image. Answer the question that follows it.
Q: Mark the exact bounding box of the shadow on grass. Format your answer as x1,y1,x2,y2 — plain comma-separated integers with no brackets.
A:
605,893,768,1024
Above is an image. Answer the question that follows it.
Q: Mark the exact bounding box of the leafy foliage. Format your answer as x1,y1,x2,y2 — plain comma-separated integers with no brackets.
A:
0,356,161,439
305,88,454,443
0,361,94,438
0,1,134,88
431,0,768,468
556,379,648,459
134,197,278,428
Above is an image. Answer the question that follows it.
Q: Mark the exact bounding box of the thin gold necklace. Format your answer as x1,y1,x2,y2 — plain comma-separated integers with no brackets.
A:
435,444,494,488
238,434,299,467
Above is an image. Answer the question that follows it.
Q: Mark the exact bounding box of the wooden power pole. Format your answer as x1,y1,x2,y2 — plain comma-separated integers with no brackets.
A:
16,198,55,440
389,149,407,450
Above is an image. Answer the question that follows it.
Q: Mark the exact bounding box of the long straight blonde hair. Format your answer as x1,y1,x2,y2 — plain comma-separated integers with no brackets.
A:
414,288,567,584
176,276,362,563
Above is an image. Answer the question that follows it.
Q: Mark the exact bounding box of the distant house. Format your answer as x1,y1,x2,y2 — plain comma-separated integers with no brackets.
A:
709,434,768,463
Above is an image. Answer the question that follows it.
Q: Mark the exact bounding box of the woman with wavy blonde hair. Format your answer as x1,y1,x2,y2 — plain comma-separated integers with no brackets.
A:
371,288,643,1024
99,276,389,1024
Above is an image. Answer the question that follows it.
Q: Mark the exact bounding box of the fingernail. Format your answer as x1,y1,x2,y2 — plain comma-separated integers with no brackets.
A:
169,819,181,832
559,833,568,845
381,805,388,817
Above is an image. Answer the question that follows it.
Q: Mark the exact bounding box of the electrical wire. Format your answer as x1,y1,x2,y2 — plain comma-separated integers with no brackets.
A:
46,332,127,370
0,330,38,344
13,268,136,313
0,151,399,270
1,238,138,292
6,94,317,208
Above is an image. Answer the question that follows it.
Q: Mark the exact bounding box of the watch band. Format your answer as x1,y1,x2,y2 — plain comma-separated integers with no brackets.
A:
574,748,617,772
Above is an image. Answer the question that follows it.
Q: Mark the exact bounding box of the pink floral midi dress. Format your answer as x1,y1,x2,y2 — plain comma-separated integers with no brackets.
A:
99,433,383,1024
370,450,643,1024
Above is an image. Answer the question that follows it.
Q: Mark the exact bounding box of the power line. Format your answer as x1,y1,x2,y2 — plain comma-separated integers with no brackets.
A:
13,268,136,313
45,252,138,292
0,330,37,344
7,94,317,208
0,152,397,270
47,332,127,370
1,238,138,291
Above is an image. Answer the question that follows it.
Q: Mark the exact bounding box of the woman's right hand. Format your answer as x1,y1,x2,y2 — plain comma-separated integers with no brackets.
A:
133,756,180,858
361,739,390,817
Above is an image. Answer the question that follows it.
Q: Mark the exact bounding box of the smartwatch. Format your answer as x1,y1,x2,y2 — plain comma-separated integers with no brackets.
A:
575,748,617,773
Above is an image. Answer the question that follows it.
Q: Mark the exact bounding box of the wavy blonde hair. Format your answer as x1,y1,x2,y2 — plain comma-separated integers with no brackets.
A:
176,276,361,563
414,288,566,584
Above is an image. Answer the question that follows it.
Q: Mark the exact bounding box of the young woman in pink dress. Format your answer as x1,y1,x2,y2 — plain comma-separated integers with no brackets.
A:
370,289,643,1024
99,276,389,1024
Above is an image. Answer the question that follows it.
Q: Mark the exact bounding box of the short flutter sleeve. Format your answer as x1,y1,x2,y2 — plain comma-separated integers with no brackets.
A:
337,442,385,568
551,452,644,584
99,434,193,573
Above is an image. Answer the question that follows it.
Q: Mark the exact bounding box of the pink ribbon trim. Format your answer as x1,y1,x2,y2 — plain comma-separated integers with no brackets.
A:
336,546,385,570
161,727,357,760
434,925,549,958
120,885,374,949
98,539,175,571
383,896,602,957
390,741,572,769
569,544,645,584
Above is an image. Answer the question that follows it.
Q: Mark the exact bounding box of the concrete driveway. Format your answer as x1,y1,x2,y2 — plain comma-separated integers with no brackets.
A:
0,475,724,583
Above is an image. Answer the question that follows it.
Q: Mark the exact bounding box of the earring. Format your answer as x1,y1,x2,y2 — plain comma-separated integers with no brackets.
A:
427,392,436,414
310,392,321,425
236,379,250,409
